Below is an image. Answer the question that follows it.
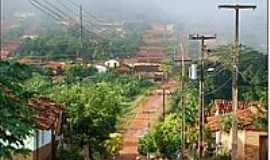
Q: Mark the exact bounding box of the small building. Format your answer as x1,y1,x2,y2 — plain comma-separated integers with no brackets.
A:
207,99,267,160
129,63,161,73
13,97,64,160
104,59,120,69
95,65,108,73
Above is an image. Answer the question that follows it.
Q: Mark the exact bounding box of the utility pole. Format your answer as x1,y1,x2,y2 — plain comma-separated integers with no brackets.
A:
162,87,166,120
218,4,256,160
180,42,185,160
0,0,2,60
189,34,216,159
79,5,83,60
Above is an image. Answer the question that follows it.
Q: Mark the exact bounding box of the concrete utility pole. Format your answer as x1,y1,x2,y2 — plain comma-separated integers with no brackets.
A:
189,34,216,159
218,4,256,160
79,5,83,59
0,0,2,60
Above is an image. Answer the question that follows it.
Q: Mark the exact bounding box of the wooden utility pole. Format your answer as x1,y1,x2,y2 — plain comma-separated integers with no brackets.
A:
162,87,166,119
189,34,216,159
35,131,39,160
179,42,185,160
218,4,256,160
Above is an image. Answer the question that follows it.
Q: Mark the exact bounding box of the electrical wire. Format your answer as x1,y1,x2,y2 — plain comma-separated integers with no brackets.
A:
205,78,232,96
28,0,62,22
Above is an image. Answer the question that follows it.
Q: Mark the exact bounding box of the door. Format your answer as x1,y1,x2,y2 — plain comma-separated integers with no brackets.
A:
259,135,268,160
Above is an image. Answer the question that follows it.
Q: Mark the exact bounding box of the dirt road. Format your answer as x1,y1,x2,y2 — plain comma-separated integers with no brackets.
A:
116,80,177,160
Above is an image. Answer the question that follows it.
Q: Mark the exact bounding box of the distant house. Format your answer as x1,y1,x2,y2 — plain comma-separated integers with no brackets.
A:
21,35,38,40
207,99,267,160
95,65,107,73
129,63,161,73
14,97,64,160
104,59,120,69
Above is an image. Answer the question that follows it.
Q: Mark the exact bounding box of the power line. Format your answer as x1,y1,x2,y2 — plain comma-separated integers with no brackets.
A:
205,78,232,96
28,0,62,22
42,0,75,22
31,0,65,20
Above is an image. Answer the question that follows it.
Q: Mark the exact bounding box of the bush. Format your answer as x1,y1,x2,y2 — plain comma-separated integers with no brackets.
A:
138,114,182,159
56,147,83,160
211,152,231,160
64,64,98,83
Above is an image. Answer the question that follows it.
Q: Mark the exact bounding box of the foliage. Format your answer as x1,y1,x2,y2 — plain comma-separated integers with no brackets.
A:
16,23,146,60
104,133,123,157
218,113,233,133
64,64,98,83
138,114,182,159
23,73,52,93
48,82,122,158
56,147,83,160
204,45,267,103
0,61,36,158
171,81,198,126
17,28,81,57
211,151,231,160
138,130,157,156
92,72,153,100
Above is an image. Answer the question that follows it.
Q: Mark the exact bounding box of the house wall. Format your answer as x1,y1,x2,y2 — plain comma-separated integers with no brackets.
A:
218,130,268,160
10,130,52,160
244,131,267,160
219,130,246,160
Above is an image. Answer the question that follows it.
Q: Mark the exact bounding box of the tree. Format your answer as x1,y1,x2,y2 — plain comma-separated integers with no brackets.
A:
0,61,36,159
104,133,123,159
138,114,182,159
48,82,122,160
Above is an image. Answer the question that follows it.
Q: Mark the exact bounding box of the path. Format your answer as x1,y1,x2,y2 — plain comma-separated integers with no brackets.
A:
116,80,177,160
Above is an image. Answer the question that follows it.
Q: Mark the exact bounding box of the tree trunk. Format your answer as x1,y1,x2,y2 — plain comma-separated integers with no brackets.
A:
83,144,90,160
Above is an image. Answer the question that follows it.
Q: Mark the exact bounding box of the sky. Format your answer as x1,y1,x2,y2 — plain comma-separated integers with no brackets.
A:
1,0,267,52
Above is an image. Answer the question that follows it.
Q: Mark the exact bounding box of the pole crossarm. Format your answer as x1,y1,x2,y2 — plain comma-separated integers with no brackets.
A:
217,3,256,160
188,33,216,159
218,4,256,10
189,34,217,41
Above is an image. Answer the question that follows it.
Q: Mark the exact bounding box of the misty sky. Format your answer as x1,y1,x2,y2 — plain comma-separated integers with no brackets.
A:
2,0,267,51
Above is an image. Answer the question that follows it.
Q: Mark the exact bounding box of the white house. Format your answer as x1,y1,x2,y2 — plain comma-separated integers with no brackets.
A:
104,59,120,69
95,65,108,73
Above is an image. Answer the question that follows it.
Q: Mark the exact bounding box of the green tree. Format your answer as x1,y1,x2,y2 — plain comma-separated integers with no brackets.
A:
0,61,36,158
104,133,123,159
138,114,182,159
49,82,122,160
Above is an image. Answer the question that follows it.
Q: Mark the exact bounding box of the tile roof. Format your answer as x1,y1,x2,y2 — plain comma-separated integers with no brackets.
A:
210,99,262,116
3,88,64,131
28,97,64,131
207,99,265,132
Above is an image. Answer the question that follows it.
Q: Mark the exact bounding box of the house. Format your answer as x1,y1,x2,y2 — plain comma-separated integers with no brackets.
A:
207,99,267,160
104,59,120,69
95,65,108,73
14,97,64,160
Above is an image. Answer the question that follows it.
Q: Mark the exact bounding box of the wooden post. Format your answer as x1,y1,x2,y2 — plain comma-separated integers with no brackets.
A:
51,130,56,160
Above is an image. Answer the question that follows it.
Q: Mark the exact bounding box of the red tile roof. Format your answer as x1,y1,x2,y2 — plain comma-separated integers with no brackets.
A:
4,89,64,131
210,99,262,116
28,97,64,131
207,99,265,132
